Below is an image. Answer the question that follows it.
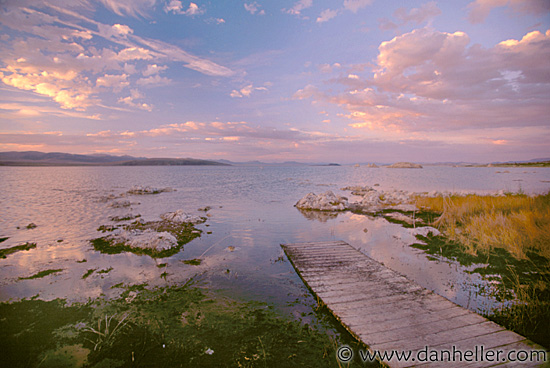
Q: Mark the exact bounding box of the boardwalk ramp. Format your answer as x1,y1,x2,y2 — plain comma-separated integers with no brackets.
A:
282,241,548,367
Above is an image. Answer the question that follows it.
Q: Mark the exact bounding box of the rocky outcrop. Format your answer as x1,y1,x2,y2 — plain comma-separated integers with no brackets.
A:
387,162,423,169
160,210,205,225
296,188,417,213
295,191,349,211
352,189,416,212
107,229,178,252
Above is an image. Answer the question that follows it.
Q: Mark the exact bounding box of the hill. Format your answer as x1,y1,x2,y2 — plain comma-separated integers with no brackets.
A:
0,151,228,166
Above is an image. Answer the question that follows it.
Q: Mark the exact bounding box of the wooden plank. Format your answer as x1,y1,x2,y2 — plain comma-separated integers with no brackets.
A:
281,241,548,368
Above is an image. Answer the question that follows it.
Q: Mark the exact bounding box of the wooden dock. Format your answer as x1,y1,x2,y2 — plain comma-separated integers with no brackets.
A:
282,241,548,367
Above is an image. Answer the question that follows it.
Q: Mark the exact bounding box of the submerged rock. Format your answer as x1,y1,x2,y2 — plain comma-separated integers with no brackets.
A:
295,191,348,211
126,186,175,195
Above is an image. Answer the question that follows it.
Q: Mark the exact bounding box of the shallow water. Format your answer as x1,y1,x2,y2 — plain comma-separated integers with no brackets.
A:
1,165,549,315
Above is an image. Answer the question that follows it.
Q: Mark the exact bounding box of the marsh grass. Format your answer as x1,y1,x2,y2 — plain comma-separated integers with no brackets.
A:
414,192,550,348
415,192,550,259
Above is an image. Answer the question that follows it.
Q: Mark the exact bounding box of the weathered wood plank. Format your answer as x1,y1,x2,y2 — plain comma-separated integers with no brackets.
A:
281,241,548,368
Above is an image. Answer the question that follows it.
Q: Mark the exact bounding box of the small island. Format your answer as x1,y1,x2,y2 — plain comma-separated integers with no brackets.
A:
387,162,423,169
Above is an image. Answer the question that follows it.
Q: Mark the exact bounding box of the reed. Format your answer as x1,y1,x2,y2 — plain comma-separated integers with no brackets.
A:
415,192,550,259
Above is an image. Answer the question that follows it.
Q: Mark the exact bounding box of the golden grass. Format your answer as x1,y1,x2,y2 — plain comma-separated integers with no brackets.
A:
415,192,550,259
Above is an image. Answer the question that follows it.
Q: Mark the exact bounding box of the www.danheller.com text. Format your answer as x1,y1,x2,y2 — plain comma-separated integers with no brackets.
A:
337,345,547,364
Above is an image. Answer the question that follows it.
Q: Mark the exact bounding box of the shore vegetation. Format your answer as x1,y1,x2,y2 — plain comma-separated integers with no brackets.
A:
414,192,550,348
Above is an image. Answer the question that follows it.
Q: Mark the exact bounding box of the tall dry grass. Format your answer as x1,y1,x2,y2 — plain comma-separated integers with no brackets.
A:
415,192,550,259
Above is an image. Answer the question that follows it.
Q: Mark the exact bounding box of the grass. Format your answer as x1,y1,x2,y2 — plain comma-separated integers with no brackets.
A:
0,283,373,367
415,192,550,260
413,191,550,348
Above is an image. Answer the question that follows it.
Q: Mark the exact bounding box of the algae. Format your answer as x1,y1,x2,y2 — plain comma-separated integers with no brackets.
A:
0,242,36,258
0,284,373,367
182,258,202,265
19,268,63,280
82,269,96,279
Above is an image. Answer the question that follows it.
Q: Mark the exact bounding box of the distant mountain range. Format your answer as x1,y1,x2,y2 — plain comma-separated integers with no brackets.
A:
1,151,549,167
0,151,228,166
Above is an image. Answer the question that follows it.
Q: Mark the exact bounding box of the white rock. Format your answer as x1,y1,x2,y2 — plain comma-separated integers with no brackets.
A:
295,191,348,211
410,226,441,237
110,229,178,251
160,210,203,224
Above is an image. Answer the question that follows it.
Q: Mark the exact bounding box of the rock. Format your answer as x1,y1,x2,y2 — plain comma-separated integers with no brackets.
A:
341,185,374,196
385,212,423,225
366,163,379,168
126,186,175,195
295,191,348,211
387,162,423,169
160,210,204,225
110,200,132,208
108,229,179,251
410,226,440,238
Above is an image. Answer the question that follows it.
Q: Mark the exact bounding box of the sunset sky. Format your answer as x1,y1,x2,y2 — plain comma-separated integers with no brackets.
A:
1,0,549,163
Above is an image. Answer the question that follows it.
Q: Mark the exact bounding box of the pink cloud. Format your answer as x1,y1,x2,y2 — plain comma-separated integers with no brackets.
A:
379,2,441,30
296,27,550,142
467,0,550,24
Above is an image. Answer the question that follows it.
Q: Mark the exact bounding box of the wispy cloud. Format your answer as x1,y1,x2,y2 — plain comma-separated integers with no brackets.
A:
284,0,313,16
317,0,374,23
379,2,441,31
244,2,265,15
467,0,550,24
164,1,206,16
230,84,268,98
0,2,233,113
316,9,339,23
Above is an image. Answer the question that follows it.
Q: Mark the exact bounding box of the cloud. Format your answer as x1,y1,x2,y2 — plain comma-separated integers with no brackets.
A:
284,0,313,16
296,28,550,140
164,1,206,16
315,0,374,23
343,0,374,13
379,2,441,30
97,0,156,18
244,2,265,15
118,89,153,111
230,84,268,98
467,0,550,24
96,74,129,92
0,3,234,111
137,75,172,86
317,9,339,23
143,64,168,76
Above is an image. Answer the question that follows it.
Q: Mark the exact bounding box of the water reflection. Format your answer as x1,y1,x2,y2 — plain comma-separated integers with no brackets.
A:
0,166,548,314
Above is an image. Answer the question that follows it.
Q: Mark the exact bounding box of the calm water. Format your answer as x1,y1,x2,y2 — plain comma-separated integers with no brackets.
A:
1,165,549,315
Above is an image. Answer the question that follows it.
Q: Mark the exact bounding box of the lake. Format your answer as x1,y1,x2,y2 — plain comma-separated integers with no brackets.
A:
1,165,549,316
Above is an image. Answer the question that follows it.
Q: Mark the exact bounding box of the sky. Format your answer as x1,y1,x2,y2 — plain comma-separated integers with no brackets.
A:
0,0,549,164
